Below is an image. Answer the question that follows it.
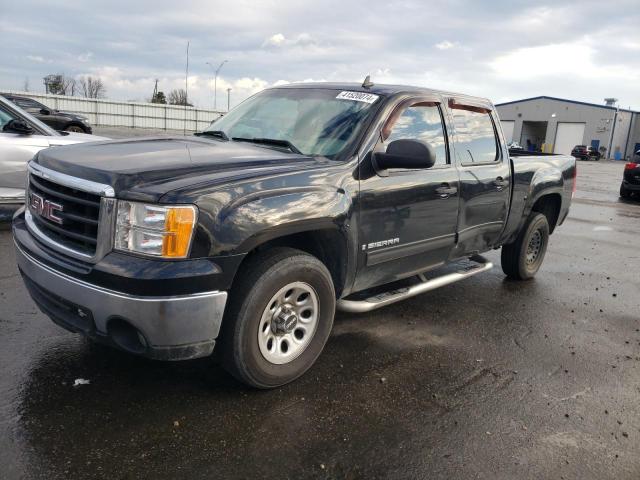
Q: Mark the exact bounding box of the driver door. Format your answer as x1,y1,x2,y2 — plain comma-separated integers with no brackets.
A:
354,97,460,291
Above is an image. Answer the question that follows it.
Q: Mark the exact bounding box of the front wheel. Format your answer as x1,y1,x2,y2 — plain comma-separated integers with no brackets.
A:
501,213,550,280
221,248,335,388
65,124,86,133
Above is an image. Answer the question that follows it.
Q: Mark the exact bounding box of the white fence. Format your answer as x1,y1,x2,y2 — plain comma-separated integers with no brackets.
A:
1,90,223,132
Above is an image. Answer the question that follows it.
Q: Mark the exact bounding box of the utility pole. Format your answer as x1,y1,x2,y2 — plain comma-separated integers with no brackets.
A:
206,60,228,111
227,88,231,111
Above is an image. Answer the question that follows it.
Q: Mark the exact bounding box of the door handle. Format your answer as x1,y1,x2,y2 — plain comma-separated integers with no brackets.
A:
435,184,458,198
493,177,509,190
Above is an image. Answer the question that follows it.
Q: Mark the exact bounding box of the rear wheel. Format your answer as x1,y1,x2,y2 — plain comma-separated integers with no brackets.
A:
220,248,335,388
620,184,631,199
501,213,550,280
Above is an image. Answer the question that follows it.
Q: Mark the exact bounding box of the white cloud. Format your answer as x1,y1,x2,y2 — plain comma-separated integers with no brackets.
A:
490,42,639,81
490,43,593,78
26,55,46,63
262,32,318,49
435,41,457,50
263,33,286,47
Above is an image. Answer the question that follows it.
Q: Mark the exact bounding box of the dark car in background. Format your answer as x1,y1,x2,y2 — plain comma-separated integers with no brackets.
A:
2,94,93,134
571,145,600,161
620,150,640,199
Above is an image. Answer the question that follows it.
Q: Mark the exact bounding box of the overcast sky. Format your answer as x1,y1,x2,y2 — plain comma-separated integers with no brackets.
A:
1,0,639,111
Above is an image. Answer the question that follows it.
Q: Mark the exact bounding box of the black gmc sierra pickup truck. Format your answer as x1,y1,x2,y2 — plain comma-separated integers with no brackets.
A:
13,82,576,388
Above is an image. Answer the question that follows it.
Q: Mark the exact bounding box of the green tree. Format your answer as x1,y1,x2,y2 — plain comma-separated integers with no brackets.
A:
151,91,167,104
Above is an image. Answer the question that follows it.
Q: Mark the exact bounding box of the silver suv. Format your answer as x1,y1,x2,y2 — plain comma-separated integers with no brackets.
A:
0,95,107,219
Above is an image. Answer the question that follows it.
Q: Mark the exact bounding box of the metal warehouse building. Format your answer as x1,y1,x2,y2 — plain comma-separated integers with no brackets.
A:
496,96,640,160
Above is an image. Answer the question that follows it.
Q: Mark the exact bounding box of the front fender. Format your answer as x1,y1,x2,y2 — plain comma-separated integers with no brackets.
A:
206,187,352,255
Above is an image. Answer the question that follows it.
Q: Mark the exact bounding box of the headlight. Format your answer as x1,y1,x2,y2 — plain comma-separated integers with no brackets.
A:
115,201,197,258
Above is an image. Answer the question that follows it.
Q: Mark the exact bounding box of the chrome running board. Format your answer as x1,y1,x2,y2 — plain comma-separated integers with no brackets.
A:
337,255,493,313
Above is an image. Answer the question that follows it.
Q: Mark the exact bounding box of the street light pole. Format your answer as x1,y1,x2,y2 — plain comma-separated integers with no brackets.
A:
206,60,228,111
227,88,231,111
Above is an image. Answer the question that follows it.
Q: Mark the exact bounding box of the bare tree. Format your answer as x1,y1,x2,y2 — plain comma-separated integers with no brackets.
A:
79,76,106,98
168,89,192,106
61,76,76,96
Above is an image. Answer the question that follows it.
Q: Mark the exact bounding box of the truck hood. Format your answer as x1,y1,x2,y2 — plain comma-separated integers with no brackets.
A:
33,136,324,202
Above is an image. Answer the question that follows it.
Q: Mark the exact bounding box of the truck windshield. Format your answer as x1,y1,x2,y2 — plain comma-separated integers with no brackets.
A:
203,88,381,160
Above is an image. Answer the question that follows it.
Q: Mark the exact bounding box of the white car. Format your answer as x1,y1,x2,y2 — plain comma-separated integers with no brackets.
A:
0,95,108,218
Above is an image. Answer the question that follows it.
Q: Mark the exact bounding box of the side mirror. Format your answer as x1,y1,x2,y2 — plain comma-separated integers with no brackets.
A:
40,108,51,115
374,139,436,170
2,119,34,135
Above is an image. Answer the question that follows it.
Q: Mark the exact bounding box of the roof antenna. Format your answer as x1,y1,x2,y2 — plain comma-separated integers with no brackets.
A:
362,75,374,89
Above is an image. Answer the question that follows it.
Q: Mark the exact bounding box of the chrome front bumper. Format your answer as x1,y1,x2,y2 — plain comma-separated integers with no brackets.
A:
15,241,228,360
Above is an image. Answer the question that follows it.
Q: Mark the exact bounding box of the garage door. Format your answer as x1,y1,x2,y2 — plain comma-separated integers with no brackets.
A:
501,121,515,143
554,123,585,155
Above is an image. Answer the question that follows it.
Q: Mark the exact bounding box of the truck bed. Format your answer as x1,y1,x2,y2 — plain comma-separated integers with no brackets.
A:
499,152,576,245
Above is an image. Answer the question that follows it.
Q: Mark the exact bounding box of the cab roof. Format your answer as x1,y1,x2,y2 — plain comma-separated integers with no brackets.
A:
272,82,494,108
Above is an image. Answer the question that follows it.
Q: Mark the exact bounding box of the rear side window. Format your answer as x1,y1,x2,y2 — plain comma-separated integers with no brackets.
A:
385,104,448,166
14,98,41,110
452,108,498,164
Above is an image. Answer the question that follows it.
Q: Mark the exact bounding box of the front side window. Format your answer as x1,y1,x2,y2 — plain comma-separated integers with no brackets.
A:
385,104,448,166
204,88,381,160
452,108,498,164
0,105,18,130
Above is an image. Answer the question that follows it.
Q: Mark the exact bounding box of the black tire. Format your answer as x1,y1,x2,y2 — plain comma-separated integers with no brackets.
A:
220,247,335,388
620,184,631,199
64,124,87,133
501,213,550,280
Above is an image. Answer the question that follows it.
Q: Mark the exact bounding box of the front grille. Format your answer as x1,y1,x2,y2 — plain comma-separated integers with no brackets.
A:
28,172,101,255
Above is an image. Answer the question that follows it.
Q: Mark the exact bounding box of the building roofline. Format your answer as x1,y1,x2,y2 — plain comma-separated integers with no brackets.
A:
495,95,639,114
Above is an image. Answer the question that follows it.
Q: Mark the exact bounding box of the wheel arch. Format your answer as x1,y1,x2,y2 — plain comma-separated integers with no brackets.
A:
64,122,88,132
530,193,562,233
232,227,352,298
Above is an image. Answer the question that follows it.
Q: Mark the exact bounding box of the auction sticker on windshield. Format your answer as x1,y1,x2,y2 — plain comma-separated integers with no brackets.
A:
336,91,379,104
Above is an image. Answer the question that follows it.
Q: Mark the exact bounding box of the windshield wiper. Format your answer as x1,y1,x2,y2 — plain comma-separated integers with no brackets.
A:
232,137,302,154
194,130,229,140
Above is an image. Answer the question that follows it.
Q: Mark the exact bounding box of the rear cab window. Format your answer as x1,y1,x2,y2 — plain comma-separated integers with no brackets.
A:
450,104,500,165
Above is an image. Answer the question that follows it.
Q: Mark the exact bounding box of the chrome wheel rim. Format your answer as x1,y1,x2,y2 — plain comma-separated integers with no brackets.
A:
525,229,543,265
257,282,319,365
66,126,84,133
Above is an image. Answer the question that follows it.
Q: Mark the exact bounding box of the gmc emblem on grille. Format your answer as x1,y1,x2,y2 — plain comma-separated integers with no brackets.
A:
29,192,63,225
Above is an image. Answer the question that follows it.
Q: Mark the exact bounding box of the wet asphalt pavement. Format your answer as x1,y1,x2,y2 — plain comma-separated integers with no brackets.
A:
1,160,639,479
